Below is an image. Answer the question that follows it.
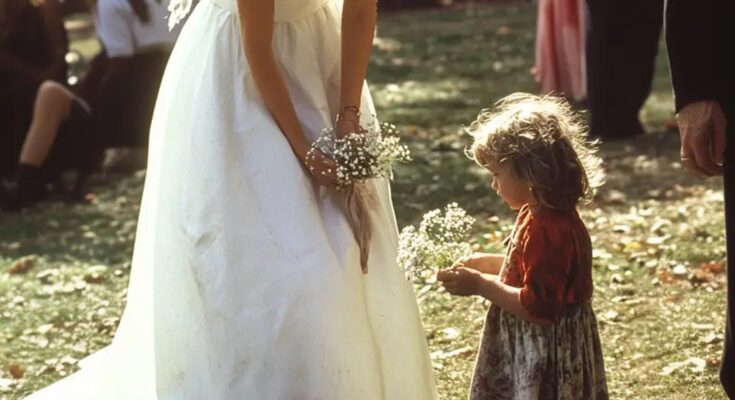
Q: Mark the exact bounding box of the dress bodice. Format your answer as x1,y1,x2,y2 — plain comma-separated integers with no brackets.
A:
208,0,333,22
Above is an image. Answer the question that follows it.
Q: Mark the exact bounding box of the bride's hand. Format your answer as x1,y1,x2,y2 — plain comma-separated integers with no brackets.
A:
305,149,339,187
335,107,365,139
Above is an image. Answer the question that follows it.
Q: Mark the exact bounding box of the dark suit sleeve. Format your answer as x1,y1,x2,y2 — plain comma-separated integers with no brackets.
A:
665,0,724,112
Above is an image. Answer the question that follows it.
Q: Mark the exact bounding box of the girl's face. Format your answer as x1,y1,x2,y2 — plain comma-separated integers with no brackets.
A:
487,161,535,210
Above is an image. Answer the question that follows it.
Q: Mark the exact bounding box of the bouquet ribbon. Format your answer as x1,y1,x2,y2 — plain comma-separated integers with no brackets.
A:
344,183,372,274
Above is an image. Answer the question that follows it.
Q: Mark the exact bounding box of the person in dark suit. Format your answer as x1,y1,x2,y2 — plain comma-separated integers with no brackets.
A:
666,0,735,397
585,0,663,139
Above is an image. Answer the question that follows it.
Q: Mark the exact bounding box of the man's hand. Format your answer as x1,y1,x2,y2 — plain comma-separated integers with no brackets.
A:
677,100,727,176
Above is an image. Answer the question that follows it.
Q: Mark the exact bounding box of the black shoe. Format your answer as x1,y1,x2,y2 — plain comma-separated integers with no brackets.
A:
0,165,49,212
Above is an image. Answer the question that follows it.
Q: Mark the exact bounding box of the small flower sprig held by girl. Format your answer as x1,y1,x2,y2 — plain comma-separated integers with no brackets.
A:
305,121,411,190
398,203,475,282
437,93,609,399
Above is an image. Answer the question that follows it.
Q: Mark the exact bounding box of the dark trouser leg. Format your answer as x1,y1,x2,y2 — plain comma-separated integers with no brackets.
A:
723,129,735,399
585,0,663,138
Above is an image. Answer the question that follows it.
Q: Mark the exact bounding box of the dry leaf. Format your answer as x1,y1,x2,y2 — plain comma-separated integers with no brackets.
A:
665,293,683,303
691,268,715,284
672,264,688,277
6,363,24,379
660,357,706,375
441,327,460,340
36,324,54,334
700,332,722,344
496,26,511,35
699,261,724,275
0,378,15,392
646,235,669,245
657,269,675,285
8,255,37,274
602,310,619,321
431,346,473,360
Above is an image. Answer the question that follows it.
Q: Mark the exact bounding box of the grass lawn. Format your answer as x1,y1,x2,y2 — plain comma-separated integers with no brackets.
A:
0,3,729,399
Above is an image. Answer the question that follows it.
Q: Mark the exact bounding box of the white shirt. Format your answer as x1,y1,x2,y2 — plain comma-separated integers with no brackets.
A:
95,0,180,57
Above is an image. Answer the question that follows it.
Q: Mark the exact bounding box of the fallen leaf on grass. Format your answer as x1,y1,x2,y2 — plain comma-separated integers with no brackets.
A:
441,327,460,340
665,293,683,303
601,310,619,322
496,26,511,36
6,363,24,379
650,219,672,233
690,261,725,285
612,224,631,234
656,269,676,285
698,261,725,274
603,189,627,204
592,248,613,260
707,358,721,368
36,268,59,284
660,357,706,375
645,235,670,246
84,265,108,284
23,334,49,348
672,264,688,277
700,332,722,345
431,346,473,360
59,355,79,366
0,378,15,392
692,268,716,284
624,241,642,252
36,323,54,334
8,255,37,274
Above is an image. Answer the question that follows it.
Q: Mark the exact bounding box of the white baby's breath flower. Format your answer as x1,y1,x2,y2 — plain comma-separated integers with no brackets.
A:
397,203,475,281
306,120,411,189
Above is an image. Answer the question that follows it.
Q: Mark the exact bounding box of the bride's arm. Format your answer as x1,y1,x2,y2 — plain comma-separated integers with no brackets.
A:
336,0,377,138
236,0,336,185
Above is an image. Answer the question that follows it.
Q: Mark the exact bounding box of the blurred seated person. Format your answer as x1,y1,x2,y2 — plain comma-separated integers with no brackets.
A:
0,0,68,178
60,0,93,14
0,0,179,212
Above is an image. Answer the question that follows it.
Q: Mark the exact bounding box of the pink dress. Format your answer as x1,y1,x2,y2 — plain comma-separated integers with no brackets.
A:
534,0,586,100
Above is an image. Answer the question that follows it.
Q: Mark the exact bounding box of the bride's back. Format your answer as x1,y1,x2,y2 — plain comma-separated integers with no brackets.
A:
198,0,334,21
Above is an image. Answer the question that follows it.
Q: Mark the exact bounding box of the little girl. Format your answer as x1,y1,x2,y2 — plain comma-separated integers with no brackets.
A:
438,93,609,399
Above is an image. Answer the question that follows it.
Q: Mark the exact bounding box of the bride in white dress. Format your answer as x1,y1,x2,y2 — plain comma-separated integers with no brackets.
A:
27,0,438,398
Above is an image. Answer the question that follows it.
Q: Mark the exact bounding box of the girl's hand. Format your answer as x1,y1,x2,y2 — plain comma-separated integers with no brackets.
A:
452,253,483,270
436,267,485,297
305,149,338,187
452,252,504,275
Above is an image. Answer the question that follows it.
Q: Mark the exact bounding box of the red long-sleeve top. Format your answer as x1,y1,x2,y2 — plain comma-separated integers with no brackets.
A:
500,204,594,323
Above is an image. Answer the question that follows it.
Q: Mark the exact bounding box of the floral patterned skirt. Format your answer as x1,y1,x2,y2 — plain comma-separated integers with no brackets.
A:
469,302,608,400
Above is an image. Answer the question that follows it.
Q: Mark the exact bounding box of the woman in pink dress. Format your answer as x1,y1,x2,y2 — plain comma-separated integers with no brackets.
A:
533,0,586,101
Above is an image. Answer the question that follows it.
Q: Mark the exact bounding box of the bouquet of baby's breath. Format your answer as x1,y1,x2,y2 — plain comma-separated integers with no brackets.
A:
306,120,410,274
306,121,411,189
398,203,475,281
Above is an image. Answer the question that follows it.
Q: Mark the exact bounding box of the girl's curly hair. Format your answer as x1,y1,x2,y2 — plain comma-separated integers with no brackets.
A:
466,93,605,211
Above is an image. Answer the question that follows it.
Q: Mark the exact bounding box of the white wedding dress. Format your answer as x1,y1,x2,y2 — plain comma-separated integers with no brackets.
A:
27,0,438,399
